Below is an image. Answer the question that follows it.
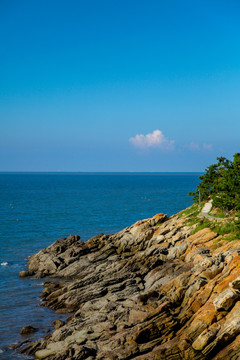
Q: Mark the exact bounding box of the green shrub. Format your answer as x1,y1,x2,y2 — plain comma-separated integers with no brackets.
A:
189,153,240,212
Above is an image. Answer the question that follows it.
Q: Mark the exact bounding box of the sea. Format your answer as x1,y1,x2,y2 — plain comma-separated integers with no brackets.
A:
0,173,201,359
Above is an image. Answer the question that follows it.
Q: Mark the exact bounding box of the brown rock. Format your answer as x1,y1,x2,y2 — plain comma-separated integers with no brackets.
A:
52,319,65,329
213,288,239,311
192,323,220,351
20,326,36,335
19,270,34,277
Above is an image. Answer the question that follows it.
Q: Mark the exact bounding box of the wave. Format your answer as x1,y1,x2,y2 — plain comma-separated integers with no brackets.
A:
1,262,8,266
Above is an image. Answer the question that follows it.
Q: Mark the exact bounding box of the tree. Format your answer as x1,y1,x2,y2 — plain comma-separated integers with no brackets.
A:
189,154,240,211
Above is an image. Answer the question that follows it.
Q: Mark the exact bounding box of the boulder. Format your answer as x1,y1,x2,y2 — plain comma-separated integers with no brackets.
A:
20,326,36,335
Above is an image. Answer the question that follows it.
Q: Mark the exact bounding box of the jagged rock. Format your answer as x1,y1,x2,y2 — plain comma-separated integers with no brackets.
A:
213,288,239,311
192,323,220,351
230,276,240,293
18,212,240,359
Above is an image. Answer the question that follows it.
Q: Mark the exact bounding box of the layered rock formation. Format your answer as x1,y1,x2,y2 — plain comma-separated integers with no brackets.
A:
20,210,240,359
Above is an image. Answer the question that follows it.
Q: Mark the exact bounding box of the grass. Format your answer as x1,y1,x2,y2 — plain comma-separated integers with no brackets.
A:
212,243,223,249
192,218,240,241
209,208,226,218
178,203,200,218
225,234,239,242
191,219,212,234
181,203,240,242
193,219,240,238
212,222,238,235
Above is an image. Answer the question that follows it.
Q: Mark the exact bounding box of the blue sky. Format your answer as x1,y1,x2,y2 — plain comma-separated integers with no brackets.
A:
0,0,240,171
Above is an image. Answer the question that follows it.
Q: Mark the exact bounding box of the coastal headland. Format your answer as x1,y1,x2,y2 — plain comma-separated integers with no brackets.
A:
19,206,240,359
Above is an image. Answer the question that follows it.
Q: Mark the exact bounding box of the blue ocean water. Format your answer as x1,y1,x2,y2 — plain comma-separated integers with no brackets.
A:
0,173,200,359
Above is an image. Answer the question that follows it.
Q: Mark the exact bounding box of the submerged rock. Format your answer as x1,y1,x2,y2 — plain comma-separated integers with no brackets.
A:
19,270,35,277
20,326,37,335
19,212,240,359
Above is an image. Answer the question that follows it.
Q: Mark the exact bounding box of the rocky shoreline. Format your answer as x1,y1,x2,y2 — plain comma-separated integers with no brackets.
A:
18,209,240,359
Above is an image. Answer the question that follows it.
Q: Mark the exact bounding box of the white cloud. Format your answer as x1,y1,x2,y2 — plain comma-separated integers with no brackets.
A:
188,142,213,151
188,142,200,151
129,130,174,150
202,143,213,151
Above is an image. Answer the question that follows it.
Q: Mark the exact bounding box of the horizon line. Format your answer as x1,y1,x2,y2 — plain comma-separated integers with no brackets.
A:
0,171,203,174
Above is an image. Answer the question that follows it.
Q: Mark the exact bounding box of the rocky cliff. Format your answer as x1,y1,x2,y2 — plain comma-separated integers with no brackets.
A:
19,209,240,359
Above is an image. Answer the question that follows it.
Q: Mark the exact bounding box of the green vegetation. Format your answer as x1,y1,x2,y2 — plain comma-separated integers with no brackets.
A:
212,242,223,250
212,220,240,236
208,208,226,218
180,155,240,242
190,216,240,240
189,153,240,212
191,219,211,234
181,202,240,241
178,203,199,218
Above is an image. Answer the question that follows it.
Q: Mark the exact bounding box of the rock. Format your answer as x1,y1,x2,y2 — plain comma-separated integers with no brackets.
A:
213,288,239,311
230,276,240,293
20,326,36,335
52,320,65,329
19,270,34,277
192,323,220,350
17,211,240,360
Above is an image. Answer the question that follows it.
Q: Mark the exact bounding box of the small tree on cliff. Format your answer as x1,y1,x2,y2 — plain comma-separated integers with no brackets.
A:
189,153,240,211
